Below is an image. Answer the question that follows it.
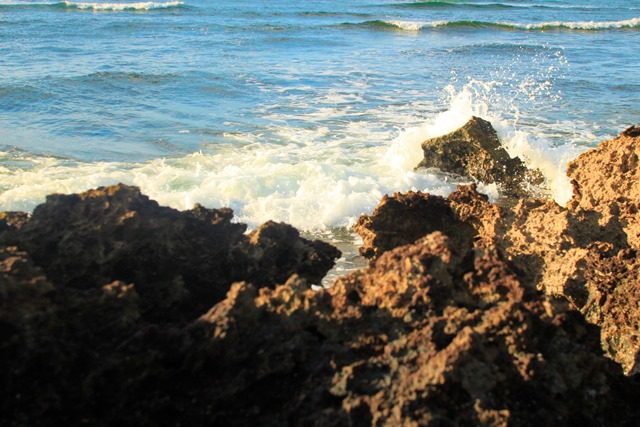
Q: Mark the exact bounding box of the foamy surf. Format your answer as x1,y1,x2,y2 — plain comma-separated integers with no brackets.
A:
381,17,640,32
382,81,583,206
0,80,584,230
62,1,183,11
0,146,460,231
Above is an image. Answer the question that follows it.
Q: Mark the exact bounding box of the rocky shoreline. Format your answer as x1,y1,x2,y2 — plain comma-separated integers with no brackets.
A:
2,120,639,426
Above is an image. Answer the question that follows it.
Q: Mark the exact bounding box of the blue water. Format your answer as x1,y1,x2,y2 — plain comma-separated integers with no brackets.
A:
1,0,639,275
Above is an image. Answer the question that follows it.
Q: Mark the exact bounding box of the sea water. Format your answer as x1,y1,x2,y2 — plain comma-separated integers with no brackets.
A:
1,0,639,281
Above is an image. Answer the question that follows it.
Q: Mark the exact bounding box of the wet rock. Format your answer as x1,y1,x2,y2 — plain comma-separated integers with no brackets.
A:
416,116,544,198
0,184,340,322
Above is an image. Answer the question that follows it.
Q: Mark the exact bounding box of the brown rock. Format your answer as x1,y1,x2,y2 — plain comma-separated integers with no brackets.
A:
2,224,638,425
0,184,340,322
0,245,144,424
563,244,640,376
354,190,475,260
567,128,640,249
416,116,544,199
0,211,30,233
197,233,640,426
356,126,640,376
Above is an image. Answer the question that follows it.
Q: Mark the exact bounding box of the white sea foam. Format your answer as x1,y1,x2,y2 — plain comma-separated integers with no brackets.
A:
381,84,485,171
384,17,640,32
386,20,450,31
63,1,183,11
516,17,640,30
0,80,585,230
381,81,584,205
0,146,458,231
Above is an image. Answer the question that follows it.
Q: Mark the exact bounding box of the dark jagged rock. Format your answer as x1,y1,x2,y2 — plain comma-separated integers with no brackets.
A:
4,232,637,426
0,184,340,322
0,184,343,425
240,220,341,285
416,116,544,198
622,124,640,137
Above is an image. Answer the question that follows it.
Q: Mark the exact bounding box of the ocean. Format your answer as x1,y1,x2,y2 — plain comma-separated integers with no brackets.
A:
1,0,639,279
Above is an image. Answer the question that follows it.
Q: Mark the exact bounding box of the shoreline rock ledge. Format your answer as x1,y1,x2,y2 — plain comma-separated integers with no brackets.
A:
357,123,640,378
1,125,640,426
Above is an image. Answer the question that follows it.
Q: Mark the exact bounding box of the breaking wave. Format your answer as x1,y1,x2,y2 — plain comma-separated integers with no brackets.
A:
62,1,183,11
352,17,640,32
0,1,184,11
391,1,605,11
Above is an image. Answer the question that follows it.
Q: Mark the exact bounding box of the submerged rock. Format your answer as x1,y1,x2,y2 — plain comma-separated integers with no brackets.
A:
416,116,544,198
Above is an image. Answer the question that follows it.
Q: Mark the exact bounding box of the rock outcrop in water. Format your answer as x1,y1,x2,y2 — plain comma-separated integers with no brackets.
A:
2,126,640,425
416,116,544,198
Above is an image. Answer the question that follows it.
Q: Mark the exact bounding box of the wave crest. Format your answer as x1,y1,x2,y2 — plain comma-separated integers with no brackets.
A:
366,17,640,32
62,1,183,11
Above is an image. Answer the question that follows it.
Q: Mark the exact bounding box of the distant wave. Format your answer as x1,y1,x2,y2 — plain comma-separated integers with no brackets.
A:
62,1,183,11
393,1,533,9
350,17,640,32
0,1,184,11
391,1,604,10
513,17,640,30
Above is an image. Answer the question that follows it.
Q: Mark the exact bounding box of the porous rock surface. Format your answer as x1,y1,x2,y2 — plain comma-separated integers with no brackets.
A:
2,124,640,426
356,125,640,376
0,184,343,425
416,116,544,198
3,230,638,426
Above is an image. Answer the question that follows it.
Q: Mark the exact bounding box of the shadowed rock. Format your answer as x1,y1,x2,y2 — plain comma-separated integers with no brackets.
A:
564,127,640,375
354,190,475,260
0,184,340,322
416,116,544,199
3,231,638,426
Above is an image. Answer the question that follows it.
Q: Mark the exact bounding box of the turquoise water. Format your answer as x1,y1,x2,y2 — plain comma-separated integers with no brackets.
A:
1,1,639,271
